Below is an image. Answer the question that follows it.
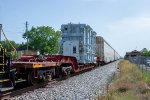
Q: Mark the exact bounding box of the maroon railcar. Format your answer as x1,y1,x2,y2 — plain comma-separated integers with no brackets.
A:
12,55,96,85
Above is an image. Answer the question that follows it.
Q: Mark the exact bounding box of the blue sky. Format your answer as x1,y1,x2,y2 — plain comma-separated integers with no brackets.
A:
1,0,150,56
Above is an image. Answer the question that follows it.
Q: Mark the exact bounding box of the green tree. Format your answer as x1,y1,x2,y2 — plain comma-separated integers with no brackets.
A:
141,48,148,52
23,26,61,54
142,48,150,57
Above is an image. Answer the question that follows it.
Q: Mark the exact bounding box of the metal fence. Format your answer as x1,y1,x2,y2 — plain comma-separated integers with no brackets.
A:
127,56,150,73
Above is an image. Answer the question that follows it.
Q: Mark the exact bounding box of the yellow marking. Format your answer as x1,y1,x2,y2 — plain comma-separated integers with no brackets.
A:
33,64,43,68
0,64,5,66
0,71,6,74
0,79,9,82
52,64,56,66
2,52,4,71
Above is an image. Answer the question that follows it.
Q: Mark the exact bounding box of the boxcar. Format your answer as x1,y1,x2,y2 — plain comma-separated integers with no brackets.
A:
96,36,115,64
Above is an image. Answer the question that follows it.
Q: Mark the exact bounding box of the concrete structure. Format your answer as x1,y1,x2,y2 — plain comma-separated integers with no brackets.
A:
60,23,96,64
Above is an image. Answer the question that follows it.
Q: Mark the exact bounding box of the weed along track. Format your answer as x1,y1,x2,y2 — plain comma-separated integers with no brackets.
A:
99,60,150,100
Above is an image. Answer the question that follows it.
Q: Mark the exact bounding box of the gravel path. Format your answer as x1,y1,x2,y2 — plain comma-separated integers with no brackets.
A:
11,60,120,100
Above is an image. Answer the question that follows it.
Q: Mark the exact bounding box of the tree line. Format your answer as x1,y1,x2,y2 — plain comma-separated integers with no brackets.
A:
142,48,150,57
1,26,61,55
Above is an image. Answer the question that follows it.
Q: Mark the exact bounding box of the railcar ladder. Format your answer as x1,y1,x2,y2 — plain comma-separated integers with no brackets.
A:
0,46,14,94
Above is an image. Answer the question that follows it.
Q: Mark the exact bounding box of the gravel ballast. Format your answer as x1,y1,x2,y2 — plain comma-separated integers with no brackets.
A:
11,60,120,100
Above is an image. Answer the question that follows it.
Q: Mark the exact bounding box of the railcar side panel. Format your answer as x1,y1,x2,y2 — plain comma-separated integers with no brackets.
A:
104,42,115,63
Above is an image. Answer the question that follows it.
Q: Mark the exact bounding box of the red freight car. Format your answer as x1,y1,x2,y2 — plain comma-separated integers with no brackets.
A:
12,55,96,85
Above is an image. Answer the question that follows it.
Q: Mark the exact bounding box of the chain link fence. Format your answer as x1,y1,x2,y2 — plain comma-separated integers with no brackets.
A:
127,56,150,73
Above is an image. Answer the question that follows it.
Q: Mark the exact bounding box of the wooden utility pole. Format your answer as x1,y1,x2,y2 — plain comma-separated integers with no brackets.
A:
25,21,29,51
0,24,2,42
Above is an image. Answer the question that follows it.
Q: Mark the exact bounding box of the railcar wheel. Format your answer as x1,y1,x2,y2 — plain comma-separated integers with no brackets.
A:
55,66,63,79
27,71,39,85
47,74,52,81
66,70,71,78
10,72,16,87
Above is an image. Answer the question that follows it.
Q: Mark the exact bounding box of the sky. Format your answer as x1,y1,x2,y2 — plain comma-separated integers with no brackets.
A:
1,0,150,56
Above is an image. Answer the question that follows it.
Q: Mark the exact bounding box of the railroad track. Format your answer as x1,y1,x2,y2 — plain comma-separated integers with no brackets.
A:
0,80,58,100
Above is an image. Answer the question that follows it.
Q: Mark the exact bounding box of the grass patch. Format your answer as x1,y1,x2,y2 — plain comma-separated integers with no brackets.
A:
98,60,150,100
142,69,150,86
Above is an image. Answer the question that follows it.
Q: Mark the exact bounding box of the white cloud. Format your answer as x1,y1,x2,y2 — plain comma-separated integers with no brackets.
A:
105,16,150,56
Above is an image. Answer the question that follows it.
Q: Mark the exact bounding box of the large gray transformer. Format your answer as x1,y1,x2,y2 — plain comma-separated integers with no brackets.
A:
60,23,97,64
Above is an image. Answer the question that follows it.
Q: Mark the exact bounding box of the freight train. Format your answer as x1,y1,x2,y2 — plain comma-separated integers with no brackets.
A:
0,23,120,93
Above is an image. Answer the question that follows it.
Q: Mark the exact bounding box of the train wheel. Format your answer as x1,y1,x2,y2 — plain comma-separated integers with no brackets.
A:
10,72,16,87
27,71,39,85
47,74,52,81
59,73,62,79
66,70,71,78
67,70,71,75
55,66,63,79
